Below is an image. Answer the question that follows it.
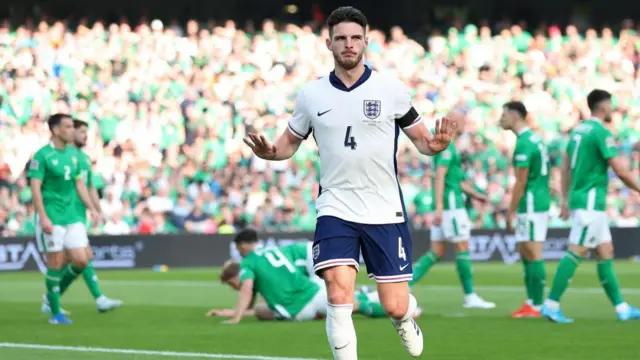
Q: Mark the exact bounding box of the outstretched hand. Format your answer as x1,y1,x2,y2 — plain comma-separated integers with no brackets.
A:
243,133,277,160
427,117,457,154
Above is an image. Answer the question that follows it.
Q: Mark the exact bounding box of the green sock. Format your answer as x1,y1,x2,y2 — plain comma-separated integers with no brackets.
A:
455,251,474,295
597,258,624,306
356,293,387,318
408,251,440,287
548,250,581,302
45,268,62,316
83,261,104,300
59,264,83,295
521,257,533,302
529,260,546,307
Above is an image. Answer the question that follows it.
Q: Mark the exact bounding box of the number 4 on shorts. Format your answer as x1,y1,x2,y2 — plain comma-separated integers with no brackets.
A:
398,237,407,261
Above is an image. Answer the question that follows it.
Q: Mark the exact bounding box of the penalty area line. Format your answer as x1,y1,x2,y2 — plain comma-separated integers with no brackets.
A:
0,343,322,360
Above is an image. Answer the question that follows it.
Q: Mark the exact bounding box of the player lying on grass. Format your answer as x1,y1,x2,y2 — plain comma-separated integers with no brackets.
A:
207,259,408,321
541,89,640,323
41,119,122,316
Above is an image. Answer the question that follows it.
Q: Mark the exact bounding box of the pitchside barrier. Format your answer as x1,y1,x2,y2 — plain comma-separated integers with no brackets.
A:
1,228,639,272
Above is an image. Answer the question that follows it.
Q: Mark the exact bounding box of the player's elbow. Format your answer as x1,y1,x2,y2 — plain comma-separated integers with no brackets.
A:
608,158,632,183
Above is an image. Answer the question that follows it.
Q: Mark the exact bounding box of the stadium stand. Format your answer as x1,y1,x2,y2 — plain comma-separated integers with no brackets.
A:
0,19,639,236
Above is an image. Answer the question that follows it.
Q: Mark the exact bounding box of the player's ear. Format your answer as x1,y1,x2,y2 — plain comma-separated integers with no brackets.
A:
365,36,369,47
325,37,332,51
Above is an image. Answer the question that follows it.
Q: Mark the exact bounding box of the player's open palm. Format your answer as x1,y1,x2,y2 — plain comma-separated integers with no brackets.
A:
243,133,277,160
427,117,456,154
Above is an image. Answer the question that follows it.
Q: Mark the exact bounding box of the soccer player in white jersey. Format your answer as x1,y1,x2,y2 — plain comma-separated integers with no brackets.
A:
243,6,455,360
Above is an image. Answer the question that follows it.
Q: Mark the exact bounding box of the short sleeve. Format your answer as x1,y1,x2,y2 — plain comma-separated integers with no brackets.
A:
239,262,255,283
598,130,618,160
513,142,532,168
287,89,312,140
392,80,420,129
27,152,45,180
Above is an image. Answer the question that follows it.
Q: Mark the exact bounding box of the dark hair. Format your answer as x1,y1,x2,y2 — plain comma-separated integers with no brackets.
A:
503,101,528,119
220,262,241,283
73,119,89,129
587,89,612,111
47,113,71,131
233,228,258,244
326,6,368,35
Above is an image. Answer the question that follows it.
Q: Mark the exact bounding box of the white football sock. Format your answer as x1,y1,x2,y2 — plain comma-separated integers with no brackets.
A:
615,302,629,313
544,299,560,310
326,303,358,360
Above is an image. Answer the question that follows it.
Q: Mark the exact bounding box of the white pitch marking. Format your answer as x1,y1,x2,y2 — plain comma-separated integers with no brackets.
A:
0,343,323,360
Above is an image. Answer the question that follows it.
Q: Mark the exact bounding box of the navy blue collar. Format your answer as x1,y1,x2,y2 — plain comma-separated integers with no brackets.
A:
329,65,372,92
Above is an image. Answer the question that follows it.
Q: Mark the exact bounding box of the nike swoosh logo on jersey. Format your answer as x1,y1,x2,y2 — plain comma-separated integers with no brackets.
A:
335,342,350,350
399,264,409,271
317,109,332,117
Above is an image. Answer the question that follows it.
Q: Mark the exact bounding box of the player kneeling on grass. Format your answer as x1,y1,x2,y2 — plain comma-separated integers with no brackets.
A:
542,89,640,323
409,108,495,310
41,119,122,316
499,101,549,318
215,231,329,324
208,260,409,321
28,114,101,324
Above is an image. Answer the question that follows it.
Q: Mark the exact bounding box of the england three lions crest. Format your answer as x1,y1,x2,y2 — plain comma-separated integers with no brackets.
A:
363,100,381,120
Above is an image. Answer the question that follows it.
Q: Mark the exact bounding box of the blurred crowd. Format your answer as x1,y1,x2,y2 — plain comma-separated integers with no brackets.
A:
1,17,640,237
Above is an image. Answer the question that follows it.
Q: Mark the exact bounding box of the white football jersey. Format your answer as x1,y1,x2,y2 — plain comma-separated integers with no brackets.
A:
288,66,421,224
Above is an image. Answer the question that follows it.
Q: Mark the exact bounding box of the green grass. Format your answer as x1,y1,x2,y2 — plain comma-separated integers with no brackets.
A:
1,261,639,359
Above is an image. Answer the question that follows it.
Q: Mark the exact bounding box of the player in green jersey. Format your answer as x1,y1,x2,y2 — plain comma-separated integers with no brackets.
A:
542,89,640,323
499,101,549,318
41,119,122,315
209,258,395,321
207,230,413,321
28,114,100,325
410,108,496,309
218,229,328,324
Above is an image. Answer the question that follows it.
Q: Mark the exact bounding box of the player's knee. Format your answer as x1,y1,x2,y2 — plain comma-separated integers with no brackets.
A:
529,243,544,261
326,283,354,305
454,241,469,253
568,244,588,258
323,267,356,305
430,243,447,258
381,295,408,319
595,242,614,259
72,258,89,269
